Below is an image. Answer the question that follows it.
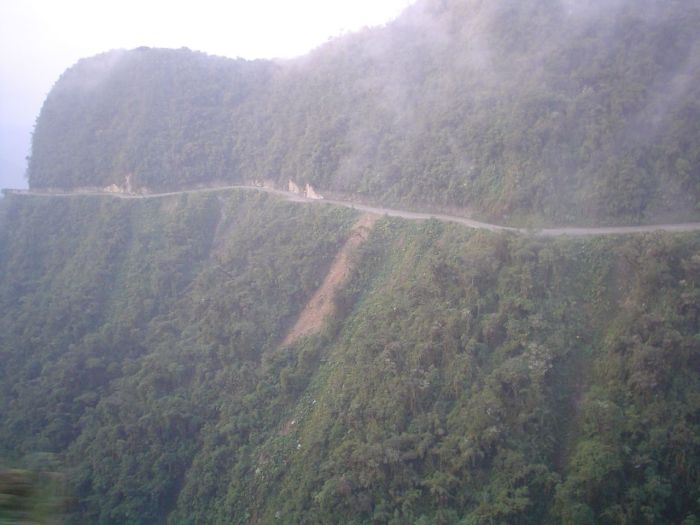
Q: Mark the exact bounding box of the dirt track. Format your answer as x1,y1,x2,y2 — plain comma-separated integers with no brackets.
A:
7,185,700,237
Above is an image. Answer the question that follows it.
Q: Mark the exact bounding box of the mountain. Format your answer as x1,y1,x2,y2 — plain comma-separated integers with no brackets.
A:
3,0,700,523
26,0,700,226
1,191,699,523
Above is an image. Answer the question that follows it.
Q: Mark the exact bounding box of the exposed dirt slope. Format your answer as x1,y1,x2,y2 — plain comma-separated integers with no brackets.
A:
282,213,378,346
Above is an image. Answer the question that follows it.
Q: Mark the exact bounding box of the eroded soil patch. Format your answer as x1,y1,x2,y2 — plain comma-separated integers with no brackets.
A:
282,213,378,346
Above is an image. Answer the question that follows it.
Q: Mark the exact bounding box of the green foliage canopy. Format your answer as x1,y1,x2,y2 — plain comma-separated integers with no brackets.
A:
26,0,700,226
1,191,699,523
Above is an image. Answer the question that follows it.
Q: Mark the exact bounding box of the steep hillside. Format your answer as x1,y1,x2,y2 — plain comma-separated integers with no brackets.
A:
26,0,700,226
1,191,699,523
27,49,274,191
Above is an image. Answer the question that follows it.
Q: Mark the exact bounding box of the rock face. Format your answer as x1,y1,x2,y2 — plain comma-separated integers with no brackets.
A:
305,184,323,200
103,174,134,194
288,180,302,194
288,179,324,199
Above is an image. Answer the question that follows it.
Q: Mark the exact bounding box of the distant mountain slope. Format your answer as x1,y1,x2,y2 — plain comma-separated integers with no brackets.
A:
27,0,700,225
28,49,274,190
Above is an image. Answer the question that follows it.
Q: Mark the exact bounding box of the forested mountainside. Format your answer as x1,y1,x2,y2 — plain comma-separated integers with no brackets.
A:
6,0,700,522
1,191,699,524
27,0,700,226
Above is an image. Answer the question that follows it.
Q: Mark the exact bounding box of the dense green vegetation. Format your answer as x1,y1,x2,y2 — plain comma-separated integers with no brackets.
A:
1,191,699,523
26,0,700,226
9,0,700,521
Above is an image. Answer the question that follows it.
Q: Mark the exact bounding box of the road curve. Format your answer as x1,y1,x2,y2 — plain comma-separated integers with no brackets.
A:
5,185,700,237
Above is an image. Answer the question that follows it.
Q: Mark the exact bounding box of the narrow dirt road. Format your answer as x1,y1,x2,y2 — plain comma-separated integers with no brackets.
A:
6,185,700,237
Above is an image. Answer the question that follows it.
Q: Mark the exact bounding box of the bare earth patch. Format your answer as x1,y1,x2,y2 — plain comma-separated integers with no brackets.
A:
282,213,379,346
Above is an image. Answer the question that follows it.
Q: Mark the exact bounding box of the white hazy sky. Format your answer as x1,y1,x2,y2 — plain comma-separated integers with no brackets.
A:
0,0,413,188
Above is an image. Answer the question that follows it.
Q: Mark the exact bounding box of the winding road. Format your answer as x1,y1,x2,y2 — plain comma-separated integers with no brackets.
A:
5,185,700,237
